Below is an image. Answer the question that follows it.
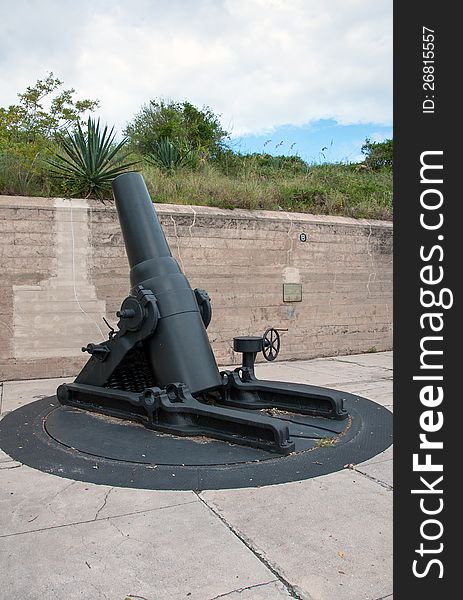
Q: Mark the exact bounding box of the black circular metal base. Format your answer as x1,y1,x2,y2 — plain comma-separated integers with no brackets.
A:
0,395,392,490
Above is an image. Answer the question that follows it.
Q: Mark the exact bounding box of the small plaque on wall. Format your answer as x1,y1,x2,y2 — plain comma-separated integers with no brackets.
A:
283,283,302,302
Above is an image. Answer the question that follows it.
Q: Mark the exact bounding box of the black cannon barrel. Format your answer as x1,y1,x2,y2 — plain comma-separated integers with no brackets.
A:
112,172,222,394
113,173,171,266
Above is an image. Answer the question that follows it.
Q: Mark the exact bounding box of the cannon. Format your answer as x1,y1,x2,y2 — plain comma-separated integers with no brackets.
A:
57,172,348,455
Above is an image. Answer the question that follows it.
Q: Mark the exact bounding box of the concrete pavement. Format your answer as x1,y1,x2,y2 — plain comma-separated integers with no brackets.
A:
0,352,393,600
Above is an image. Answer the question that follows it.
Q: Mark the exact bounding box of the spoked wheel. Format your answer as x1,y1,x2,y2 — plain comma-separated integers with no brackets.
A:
262,327,281,361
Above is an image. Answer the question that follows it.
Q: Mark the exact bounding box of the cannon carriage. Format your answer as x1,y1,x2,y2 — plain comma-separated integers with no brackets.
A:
58,172,348,454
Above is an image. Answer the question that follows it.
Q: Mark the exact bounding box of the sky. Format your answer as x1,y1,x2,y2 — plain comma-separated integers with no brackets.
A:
0,0,392,163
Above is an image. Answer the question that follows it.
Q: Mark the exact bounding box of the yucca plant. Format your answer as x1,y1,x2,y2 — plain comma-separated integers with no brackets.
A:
146,137,195,172
49,117,137,198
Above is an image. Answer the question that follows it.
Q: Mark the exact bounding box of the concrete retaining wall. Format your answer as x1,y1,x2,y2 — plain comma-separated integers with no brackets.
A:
0,196,392,381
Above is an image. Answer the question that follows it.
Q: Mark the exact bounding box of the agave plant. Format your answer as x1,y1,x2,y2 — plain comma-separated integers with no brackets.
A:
49,117,137,198
146,137,195,172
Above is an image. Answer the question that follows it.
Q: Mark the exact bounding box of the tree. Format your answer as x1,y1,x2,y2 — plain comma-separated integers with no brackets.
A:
0,73,100,195
361,138,393,170
0,72,99,145
125,99,229,159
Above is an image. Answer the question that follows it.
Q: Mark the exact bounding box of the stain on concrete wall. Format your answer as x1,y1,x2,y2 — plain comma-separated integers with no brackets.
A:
13,198,106,358
0,196,392,381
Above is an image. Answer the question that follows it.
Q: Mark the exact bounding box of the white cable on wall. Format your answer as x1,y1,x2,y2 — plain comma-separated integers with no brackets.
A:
69,199,105,339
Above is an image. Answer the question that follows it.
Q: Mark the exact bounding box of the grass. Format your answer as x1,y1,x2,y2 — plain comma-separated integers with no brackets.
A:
0,150,392,220
141,160,392,220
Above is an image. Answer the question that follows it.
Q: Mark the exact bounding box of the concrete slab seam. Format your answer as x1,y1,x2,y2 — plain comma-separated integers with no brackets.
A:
195,492,309,600
0,499,199,539
0,462,21,470
353,467,393,491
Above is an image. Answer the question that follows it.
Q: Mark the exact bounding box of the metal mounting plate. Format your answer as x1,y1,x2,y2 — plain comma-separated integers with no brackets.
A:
0,394,392,491
283,283,302,302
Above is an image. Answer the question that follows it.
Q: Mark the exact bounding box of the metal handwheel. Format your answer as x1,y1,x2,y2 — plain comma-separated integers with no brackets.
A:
262,327,281,361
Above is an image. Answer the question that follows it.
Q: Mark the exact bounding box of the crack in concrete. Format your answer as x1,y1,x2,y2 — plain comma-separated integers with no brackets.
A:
271,363,392,385
326,357,393,372
374,594,393,600
366,271,377,298
0,463,22,470
366,222,377,298
188,206,197,238
93,487,113,521
353,467,393,491
0,381,3,415
208,579,278,600
107,519,132,553
0,499,199,539
45,480,77,511
88,580,110,600
359,455,392,467
108,518,159,554
108,519,130,543
322,376,392,388
170,214,186,273
195,492,305,600
38,480,78,521
281,210,295,266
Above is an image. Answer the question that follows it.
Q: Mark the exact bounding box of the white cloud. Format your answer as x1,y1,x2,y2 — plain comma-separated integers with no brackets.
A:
0,0,392,137
370,129,393,143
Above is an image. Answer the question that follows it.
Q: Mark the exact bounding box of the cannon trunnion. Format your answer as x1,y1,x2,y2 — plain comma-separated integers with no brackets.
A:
57,172,348,455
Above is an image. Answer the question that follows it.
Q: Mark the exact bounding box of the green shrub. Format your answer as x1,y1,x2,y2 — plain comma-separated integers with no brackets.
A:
361,138,393,170
146,137,197,172
48,117,137,199
125,99,229,160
